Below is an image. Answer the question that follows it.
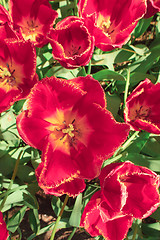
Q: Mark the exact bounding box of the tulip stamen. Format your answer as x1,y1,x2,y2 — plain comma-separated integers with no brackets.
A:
0,65,16,86
135,105,151,120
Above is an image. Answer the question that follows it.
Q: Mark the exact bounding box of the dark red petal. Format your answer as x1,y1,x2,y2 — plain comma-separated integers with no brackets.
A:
0,212,9,240
16,111,51,150
81,190,134,240
98,215,133,240
145,0,160,18
26,77,84,118
0,87,20,113
73,99,130,159
0,22,18,40
35,143,86,197
121,173,160,218
80,191,102,237
69,75,106,108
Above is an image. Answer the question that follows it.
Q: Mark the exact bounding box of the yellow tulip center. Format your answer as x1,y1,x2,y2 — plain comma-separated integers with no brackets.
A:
0,65,16,87
129,102,151,121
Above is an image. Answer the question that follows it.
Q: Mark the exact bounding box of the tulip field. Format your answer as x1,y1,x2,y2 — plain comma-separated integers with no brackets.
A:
0,0,160,239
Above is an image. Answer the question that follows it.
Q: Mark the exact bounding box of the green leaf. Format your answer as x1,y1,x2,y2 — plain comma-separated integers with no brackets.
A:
28,209,40,234
124,153,160,172
150,207,160,220
7,206,27,233
23,191,39,209
142,222,160,238
17,165,36,183
93,69,125,81
125,132,150,153
106,93,121,118
141,136,160,157
133,17,153,38
69,193,82,227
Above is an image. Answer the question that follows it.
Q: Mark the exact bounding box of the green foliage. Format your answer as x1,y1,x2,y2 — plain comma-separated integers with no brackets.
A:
0,1,160,240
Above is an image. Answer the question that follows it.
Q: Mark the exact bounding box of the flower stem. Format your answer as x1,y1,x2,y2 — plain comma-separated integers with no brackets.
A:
50,195,69,240
132,219,138,240
74,0,78,17
67,227,77,240
124,68,130,108
87,61,91,75
0,149,23,211
120,131,139,152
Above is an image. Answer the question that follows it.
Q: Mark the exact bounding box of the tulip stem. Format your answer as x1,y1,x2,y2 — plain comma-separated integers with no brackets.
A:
74,0,78,16
124,68,130,108
121,131,139,152
87,61,91,75
0,149,24,211
132,219,138,240
50,195,69,240
67,227,77,240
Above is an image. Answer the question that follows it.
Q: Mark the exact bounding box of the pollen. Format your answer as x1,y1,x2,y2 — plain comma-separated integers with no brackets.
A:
0,67,11,78
62,123,75,137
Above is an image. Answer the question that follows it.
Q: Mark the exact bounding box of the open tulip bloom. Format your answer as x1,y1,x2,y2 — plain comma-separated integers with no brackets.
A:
78,0,147,51
0,212,9,240
81,161,160,240
17,75,130,197
0,39,37,113
1,0,58,47
48,16,95,69
124,79,160,134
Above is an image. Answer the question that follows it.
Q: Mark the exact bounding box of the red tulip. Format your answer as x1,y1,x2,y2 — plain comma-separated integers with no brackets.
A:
9,0,58,47
49,16,94,69
124,79,160,133
144,0,160,18
17,75,129,196
81,161,160,240
78,0,147,51
0,39,37,113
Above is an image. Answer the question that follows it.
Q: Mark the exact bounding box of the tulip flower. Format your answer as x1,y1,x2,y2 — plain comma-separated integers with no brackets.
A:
17,75,129,196
48,16,94,69
0,39,37,113
124,79,160,134
9,0,58,47
145,0,160,18
81,161,160,240
0,212,9,240
78,0,147,51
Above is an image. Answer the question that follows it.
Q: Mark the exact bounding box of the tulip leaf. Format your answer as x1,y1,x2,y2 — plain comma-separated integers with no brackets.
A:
28,209,40,234
124,153,160,172
7,206,27,233
133,17,153,38
106,92,121,118
93,69,125,81
17,165,36,183
125,132,150,154
150,207,160,220
141,136,160,157
69,193,82,227
142,222,160,238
